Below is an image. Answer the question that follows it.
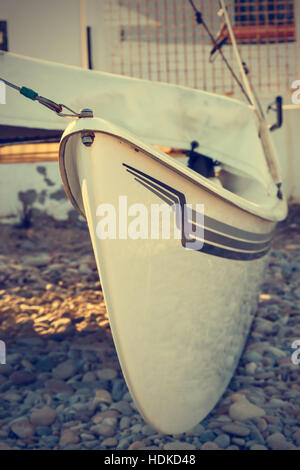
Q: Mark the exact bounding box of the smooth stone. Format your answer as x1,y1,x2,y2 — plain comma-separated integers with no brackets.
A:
198,431,217,443
93,389,112,405
119,416,131,430
0,442,14,450
111,379,126,401
95,368,118,381
59,429,80,447
45,379,74,394
186,423,205,435
128,441,146,450
11,420,35,439
0,364,13,376
15,337,44,347
142,424,156,436
92,410,120,424
232,438,245,446
30,406,57,426
36,358,55,372
229,396,265,421
80,433,95,441
111,400,133,416
22,253,50,267
244,351,262,363
221,424,250,437
257,418,268,432
200,442,219,450
102,437,118,447
10,371,36,386
40,436,59,448
52,361,77,380
245,362,257,375
164,441,196,450
35,426,52,436
90,423,115,437
266,432,295,450
82,371,97,382
250,444,268,450
214,433,231,449
293,429,300,446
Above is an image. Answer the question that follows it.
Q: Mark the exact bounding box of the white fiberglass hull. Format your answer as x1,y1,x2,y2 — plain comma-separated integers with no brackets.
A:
59,117,285,434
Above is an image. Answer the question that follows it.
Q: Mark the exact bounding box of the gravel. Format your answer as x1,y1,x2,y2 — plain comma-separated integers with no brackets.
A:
0,206,299,450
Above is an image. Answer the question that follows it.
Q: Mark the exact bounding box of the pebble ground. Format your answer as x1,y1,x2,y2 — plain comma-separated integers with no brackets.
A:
0,206,299,450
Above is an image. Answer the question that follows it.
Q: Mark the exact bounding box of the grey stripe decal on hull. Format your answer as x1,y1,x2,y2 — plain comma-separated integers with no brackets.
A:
123,163,273,261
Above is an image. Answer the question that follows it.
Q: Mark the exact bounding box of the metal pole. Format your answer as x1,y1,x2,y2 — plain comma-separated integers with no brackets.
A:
80,0,89,69
295,0,300,79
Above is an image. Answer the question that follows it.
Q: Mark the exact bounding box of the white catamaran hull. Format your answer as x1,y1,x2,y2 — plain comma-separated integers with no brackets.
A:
59,117,284,434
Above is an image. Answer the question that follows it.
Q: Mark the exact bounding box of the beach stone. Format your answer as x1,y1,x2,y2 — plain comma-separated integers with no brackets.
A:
257,418,268,432
111,400,133,416
0,374,6,385
30,406,57,426
111,378,126,401
95,368,118,381
80,433,95,441
52,360,77,380
82,371,96,382
92,410,120,424
45,379,74,394
0,364,13,376
36,357,55,372
201,442,219,450
119,416,131,430
128,441,146,450
244,351,262,363
199,431,217,443
59,429,80,447
221,424,250,437
16,337,44,347
0,442,14,450
266,433,295,450
2,391,22,402
102,437,118,447
10,370,36,386
245,362,257,375
214,433,231,449
93,389,112,405
229,396,265,421
186,423,205,435
232,438,245,446
35,426,52,436
40,436,59,448
11,420,35,439
293,429,300,446
250,444,268,450
22,253,50,267
142,424,156,436
90,423,116,437
163,441,196,450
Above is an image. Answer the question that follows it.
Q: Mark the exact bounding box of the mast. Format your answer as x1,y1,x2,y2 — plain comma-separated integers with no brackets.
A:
219,0,283,195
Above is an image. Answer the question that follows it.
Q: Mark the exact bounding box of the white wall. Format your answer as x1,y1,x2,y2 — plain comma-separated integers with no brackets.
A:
0,161,75,223
0,0,82,66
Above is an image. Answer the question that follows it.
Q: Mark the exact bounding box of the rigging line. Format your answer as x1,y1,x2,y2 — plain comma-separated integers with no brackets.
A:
0,76,79,117
187,0,252,104
218,0,264,117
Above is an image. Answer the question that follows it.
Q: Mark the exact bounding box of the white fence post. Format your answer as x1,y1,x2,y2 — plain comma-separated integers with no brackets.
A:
0,340,6,364
0,80,5,104
296,0,300,78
